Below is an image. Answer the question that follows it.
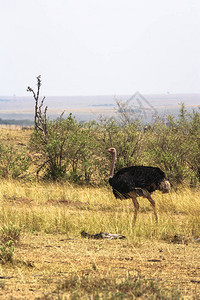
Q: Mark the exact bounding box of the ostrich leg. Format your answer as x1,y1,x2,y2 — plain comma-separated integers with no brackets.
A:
146,195,158,222
131,197,140,224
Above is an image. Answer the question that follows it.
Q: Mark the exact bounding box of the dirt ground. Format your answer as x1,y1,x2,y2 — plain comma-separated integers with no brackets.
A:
0,233,199,299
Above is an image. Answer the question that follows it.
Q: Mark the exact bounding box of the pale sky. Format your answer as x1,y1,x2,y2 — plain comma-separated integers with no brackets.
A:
0,0,200,96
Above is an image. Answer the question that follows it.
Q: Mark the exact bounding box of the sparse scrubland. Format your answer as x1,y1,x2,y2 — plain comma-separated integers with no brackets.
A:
0,78,199,298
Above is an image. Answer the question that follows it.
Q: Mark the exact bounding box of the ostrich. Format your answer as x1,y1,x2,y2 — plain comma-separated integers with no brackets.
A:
107,148,170,223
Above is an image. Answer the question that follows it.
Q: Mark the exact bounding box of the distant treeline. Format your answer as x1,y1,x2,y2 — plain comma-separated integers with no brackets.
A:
0,118,33,126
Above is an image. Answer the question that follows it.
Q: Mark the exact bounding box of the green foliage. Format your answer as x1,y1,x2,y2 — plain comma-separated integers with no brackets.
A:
0,223,22,244
30,114,102,183
32,114,80,180
143,104,200,185
99,117,143,172
0,222,21,263
0,144,29,179
144,121,189,183
30,112,144,183
28,103,200,185
0,241,15,264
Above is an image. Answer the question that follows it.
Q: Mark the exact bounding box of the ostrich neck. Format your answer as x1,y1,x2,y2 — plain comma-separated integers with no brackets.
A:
109,151,116,178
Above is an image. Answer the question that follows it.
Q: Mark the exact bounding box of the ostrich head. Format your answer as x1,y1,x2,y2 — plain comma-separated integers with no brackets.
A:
107,147,116,155
107,148,117,178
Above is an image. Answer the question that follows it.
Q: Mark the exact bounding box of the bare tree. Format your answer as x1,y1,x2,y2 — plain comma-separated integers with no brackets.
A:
27,76,76,180
27,76,53,178
27,75,48,136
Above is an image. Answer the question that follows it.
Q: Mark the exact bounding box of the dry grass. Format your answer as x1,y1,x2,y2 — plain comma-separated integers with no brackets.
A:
0,180,199,238
0,180,199,298
0,127,31,146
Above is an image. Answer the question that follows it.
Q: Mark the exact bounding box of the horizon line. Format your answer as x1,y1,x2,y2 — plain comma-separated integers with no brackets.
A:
1,92,200,98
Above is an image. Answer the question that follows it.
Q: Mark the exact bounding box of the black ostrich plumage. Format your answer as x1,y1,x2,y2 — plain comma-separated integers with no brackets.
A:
109,165,165,199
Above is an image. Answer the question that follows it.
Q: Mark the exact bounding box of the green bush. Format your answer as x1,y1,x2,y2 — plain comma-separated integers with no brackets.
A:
143,105,200,185
29,105,200,186
0,223,22,244
99,117,143,171
0,144,29,179
30,114,102,183
0,241,15,264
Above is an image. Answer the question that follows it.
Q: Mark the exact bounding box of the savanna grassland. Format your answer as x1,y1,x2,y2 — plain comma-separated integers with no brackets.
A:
0,127,199,299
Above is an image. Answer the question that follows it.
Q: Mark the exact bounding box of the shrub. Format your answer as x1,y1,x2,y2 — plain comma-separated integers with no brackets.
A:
144,105,200,185
28,77,102,183
0,223,22,244
0,241,15,264
0,144,29,179
99,117,143,171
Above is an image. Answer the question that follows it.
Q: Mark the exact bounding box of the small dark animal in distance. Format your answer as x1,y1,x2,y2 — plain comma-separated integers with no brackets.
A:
81,231,126,240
